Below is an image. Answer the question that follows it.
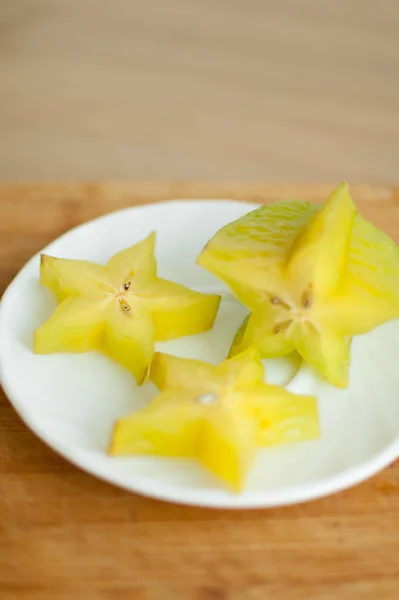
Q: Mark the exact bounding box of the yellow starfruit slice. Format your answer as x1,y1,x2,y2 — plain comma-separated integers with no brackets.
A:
109,350,319,491
35,232,221,383
198,182,399,388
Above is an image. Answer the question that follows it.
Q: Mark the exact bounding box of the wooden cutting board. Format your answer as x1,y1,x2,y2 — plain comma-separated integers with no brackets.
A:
1,183,399,600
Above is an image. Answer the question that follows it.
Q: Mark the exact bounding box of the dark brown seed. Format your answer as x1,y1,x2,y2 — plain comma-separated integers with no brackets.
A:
273,320,292,334
124,282,131,291
119,298,132,315
301,284,313,309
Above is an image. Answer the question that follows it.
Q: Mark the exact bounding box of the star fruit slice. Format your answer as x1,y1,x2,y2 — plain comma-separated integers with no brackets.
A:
109,350,319,491
35,232,221,383
198,182,399,388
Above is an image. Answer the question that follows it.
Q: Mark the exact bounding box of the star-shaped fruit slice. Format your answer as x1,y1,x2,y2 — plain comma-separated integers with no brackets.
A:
35,233,221,383
109,350,319,491
198,182,399,388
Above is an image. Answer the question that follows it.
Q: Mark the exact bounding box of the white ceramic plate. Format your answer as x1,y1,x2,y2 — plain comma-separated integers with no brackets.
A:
1,200,399,508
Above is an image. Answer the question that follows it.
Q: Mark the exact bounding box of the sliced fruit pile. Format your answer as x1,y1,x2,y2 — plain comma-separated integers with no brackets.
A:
35,232,221,383
198,182,399,388
110,350,318,491
34,182,399,491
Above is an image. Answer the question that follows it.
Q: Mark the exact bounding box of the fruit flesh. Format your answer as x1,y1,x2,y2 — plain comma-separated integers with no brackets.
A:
134,278,221,341
102,306,155,384
34,297,104,354
35,232,221,383
198,182,399,388
285,182,356,295
110,350,319,491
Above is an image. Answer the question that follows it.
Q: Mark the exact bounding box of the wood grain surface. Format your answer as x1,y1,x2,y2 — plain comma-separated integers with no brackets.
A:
1,0,399,182
1,183,399,600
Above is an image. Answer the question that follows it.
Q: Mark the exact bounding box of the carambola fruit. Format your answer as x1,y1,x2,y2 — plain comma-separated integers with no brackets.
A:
109,349,319,491
198,182,399,388
35,232,221,383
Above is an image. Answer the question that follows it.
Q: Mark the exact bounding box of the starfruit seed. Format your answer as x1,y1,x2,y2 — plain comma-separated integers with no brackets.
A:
301,284,313,309
269,295,291,310
118,298,132,315
273,320,292,335
196,392,217,405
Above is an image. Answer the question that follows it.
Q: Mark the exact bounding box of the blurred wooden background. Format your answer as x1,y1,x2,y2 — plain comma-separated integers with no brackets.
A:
0,0,398,182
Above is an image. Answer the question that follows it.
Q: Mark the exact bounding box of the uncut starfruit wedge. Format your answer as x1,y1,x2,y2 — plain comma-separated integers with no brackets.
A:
109,349,319,491
198,182,399,388
35,233,221,383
